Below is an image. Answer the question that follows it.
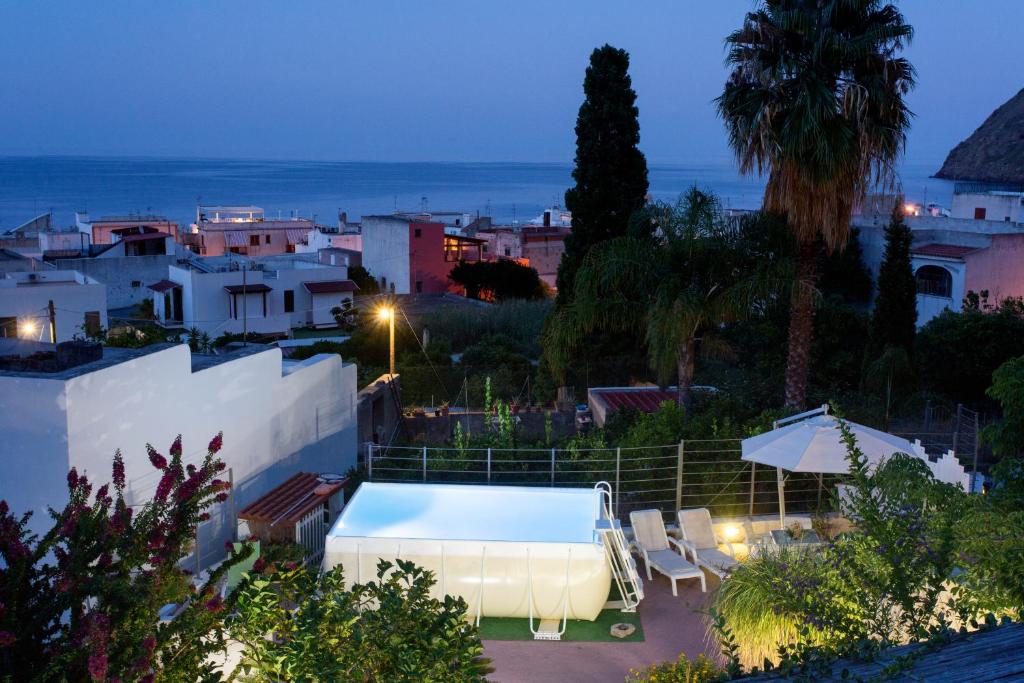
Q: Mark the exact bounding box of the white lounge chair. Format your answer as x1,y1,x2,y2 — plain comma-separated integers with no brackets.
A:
677,508,741,579
629,509,705,595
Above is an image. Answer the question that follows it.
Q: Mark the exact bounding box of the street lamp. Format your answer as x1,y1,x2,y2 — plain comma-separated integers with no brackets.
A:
18,319,38,339
378,306,395,376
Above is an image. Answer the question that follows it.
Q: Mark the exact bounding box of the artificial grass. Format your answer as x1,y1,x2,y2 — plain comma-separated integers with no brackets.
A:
478,606,644,642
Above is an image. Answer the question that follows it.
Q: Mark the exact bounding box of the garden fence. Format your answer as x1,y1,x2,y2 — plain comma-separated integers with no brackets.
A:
367,441,843,522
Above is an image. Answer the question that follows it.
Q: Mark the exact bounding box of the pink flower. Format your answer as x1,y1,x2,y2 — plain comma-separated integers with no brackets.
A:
95,484,109,502
283,561,299,571
142,635,156,652
147,446,167,470
88,650,108,681
253,558,266,573
215,492,229,503
169,436,182,457
198,512,210,522
112,452,125,489
0,631,15,647
154,471,175,501
67,468,79,489
207,433,223,453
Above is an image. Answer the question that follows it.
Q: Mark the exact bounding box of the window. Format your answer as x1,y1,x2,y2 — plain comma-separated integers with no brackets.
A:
916,265,952,298
0,317,15,338
504,248,511,257
974,207,987,220
249,234,260,247
131,280,142,288
265,234,271,244
84,311,101,336
414,228,422,238
415,280,423,294
284,289,295,313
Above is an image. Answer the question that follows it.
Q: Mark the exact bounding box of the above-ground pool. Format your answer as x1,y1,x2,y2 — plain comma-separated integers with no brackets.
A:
323,482,613,621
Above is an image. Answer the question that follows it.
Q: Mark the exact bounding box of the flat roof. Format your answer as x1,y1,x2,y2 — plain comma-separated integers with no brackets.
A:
304,280,359,294
224,283,272,294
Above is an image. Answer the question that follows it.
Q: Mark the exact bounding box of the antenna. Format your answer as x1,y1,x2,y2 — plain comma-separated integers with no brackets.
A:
421,196,428,213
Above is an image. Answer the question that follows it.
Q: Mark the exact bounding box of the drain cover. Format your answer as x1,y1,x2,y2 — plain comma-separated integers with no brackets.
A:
610,622,636,639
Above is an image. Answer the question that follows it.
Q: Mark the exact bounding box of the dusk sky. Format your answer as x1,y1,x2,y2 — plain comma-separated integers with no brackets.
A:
1,1,1020,165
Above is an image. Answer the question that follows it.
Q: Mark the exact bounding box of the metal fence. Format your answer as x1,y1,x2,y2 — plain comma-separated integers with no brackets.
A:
367,441,843,522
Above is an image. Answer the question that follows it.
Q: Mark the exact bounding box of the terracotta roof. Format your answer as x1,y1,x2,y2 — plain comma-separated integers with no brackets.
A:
224,283,272,294
303,279,359,294
593,388,679,413
913,243,979,259
148,279,181,293
238,472,346,526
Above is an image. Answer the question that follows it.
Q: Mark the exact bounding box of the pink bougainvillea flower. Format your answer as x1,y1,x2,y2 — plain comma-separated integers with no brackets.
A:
112,452,126,489
146,446,167,470
87,650,108,681
207,433,223,453
169,436,182,457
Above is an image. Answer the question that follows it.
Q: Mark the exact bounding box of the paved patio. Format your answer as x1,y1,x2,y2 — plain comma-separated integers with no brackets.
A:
485,569,722,683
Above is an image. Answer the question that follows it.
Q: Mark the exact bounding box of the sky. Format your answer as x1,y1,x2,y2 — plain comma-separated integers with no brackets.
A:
1,1,1021,165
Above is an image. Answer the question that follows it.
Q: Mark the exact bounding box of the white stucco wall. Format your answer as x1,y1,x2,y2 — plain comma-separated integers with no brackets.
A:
0,344,358,540
0,270,108,341
951,192,1024,223
361,217,410,294
912,257,966,326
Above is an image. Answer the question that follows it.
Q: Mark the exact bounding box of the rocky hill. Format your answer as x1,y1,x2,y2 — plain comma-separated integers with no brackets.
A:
935,88,1024,184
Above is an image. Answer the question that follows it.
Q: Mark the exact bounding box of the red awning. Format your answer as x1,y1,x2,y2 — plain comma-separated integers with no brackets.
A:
303,280,359,294
224,231,248,247
148,279,181,293
286,228,310,245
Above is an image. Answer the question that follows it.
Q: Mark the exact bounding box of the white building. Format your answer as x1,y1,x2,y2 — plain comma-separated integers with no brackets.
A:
0,342,359,544
951,189,1024,224
0,269,107,341
149,255,357,336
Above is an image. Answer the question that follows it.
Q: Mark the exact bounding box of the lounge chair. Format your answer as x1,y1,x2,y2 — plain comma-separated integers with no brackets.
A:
629,509,705,595
677,508,741,579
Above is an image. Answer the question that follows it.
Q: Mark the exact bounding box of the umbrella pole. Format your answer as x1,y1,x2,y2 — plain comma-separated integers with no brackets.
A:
776,467,786,530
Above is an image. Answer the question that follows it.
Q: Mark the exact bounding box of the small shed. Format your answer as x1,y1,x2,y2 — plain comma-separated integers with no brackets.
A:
238,472,347,564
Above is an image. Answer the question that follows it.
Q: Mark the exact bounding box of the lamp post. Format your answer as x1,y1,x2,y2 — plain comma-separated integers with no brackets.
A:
378,306,395,376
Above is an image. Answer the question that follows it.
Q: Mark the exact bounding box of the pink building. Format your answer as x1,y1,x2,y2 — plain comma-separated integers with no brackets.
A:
76,213,178,246
361,216,485,294
184,206,315,257
520,227,569,289
912,234,1024,324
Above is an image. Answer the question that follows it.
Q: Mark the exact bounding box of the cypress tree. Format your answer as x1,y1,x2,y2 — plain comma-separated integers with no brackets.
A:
867,202,918,358
556,45,649,306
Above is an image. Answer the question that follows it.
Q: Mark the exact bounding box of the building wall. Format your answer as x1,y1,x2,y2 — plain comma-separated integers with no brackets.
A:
361,217,411,294
410,222,450,294
0,376,71,528
81,218,179,245
951,192,1024,223
169,265,289,336
0,271,108,341
521,233,567,288
194,222,314,257
55,254,178,308
0,344,359,540
963,234,1024,303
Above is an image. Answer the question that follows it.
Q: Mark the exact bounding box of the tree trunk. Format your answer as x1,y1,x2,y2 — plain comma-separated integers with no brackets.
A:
676,338,696,410
784,242,819,409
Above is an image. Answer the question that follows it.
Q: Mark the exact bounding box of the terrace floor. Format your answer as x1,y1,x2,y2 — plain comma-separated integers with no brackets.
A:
485,569,722,683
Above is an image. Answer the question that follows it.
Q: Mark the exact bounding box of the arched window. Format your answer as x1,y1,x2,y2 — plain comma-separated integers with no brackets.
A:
915,265,952,298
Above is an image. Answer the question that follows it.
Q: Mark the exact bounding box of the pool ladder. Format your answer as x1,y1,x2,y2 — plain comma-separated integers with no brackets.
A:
595,481,644,612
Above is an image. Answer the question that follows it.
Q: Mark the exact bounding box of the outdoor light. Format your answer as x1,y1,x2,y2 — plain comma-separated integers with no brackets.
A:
19,319,38,338
722,524,742,542
377,306,392,321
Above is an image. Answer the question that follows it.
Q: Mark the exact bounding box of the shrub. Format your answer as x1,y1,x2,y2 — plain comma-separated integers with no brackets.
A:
625,653,725,683
229,559,491,682
0,434,248,682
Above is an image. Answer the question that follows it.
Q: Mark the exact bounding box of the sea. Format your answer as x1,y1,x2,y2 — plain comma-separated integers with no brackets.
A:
0,156,955,230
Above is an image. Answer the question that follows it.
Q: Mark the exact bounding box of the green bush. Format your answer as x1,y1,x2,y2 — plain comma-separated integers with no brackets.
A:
229,560,491,682
419,300,551,355
625,653,725,683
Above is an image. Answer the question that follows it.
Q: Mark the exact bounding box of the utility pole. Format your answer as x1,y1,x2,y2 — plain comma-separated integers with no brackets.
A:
388,308,395,376
47,299,56,343
241,264,248,346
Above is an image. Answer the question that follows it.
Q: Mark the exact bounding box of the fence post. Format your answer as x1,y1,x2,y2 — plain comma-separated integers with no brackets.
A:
614,447,621,514
367,443,374,481
422,445,428,482
487,448,492,484
674,440,685,514
228,467,236,541
550,448,556,486
748,462,756,517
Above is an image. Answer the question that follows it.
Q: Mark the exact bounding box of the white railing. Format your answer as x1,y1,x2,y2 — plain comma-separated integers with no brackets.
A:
595,481,643,612
295,504,329,566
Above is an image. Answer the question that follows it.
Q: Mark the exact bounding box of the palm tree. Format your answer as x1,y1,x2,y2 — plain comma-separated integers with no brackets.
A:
717,0,915,408
545,189,772,407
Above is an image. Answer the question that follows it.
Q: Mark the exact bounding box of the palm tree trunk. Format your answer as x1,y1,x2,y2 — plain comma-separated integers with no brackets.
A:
784,242,819,409
676,338,696,409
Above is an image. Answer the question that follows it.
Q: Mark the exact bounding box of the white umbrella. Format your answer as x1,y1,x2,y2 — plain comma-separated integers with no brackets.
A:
741,405,920,528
